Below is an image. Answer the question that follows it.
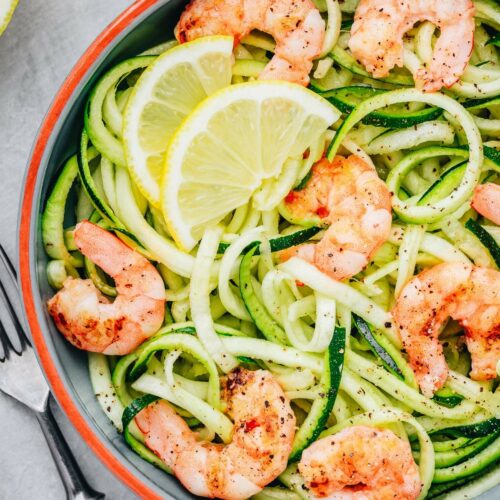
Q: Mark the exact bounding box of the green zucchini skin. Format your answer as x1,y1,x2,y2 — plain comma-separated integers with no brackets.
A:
84,56,156,167
78,129,123,228
122,394,171,473
484,145,500,166
462,95,500,110
112,352,139,405
432,388,465,408
122,393,159,430
218,226,321,254
434,435,498,468
340,19,353,31
320,86,443,128
426,461,499,498
432,436,500,483
465,218,500,268
485,33,500,47
329,46,413,86
410,145,498,208
126,325,254,382
418,162,467,206
41,155,82,270
435,418,500,439
239,245,288,345
352,314,403,379
289,327,346,462
294,169,313,191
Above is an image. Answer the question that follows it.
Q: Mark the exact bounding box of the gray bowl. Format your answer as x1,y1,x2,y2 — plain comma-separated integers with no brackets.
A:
17,0,499,498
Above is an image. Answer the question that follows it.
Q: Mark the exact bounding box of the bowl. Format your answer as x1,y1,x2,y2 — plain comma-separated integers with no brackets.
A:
19,1,195,497
17,1,500,499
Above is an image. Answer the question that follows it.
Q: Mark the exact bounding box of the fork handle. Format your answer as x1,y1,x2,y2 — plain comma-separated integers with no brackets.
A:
36,404,105,500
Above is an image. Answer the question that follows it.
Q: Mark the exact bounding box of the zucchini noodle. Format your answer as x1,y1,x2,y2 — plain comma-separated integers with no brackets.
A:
280,258,398,345
319,0,341,58
394,224,425,296
346,351,480,420
40,5,500,498
190,226,238,373
115,166,196,277
219,229,265,321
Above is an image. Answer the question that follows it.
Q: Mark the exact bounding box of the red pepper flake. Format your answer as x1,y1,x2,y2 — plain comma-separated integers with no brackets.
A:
244,419,260,432
316,206,329,218
296,280,305,287
285,191,298,204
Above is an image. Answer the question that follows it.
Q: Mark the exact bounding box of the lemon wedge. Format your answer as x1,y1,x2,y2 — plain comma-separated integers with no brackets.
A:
162,81,340,251
0,0,19,36
123,36,234,206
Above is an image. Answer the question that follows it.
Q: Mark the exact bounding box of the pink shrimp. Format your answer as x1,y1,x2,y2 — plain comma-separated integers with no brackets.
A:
47,221,165,355
472,182,500,225
175,0,325,85
349,0,475,92
135,368,296,499
280,155,392,281
392,262,500,397
298,425,421,499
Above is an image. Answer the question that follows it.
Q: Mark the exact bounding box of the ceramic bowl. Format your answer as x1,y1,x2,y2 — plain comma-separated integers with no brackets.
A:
18,1,499,499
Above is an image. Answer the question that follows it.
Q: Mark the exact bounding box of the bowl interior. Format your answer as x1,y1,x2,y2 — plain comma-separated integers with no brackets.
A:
29,0,197,497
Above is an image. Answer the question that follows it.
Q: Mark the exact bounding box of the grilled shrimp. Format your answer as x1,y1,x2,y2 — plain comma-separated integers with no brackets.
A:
393,263,500,397
349,0,475,92
298,425,421,499
135,368,296,499
175,0,325,85
281,155,392,280
47,221,165,355
472,183,500,225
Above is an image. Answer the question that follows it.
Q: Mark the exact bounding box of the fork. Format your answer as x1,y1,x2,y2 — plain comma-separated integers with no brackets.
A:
0,244,105,500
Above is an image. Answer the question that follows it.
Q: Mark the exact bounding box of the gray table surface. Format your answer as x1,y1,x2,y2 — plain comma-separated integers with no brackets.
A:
0,1,136,498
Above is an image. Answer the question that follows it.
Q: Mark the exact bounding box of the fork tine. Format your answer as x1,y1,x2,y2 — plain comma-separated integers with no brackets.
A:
0,244,16,276
0,245,28,353
0,283,25,355
0,320,8,362
0,244,27,330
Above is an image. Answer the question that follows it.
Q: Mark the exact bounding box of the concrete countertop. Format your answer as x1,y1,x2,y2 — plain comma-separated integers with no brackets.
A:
0,1,135,498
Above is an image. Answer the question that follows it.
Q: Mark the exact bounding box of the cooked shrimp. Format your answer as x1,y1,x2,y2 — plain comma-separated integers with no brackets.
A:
392,262,500,397
281,155,392,280
472,182,500,225
175,0,325,85
298,425,421,499
135,368,296,499
47,221,165,355
349,0,475,92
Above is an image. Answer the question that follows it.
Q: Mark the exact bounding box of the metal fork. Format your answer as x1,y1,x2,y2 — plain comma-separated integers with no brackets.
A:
0,244,105,500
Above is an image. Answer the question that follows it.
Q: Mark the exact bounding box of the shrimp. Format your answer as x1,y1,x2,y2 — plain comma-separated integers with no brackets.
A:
47,221,165,355
280,155,392,281
348,0,475,92
472,182,500,225
392,262,500,397
175,0,325,86
135,368,296,500
298,425,421,499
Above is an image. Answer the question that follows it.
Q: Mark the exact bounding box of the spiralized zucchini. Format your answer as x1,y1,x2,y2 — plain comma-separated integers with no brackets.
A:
42,4,500,499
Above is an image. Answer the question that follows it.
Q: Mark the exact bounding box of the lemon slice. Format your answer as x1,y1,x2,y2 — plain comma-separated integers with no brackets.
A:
0,0,18,36
163,81,340,251
123,36,234,206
